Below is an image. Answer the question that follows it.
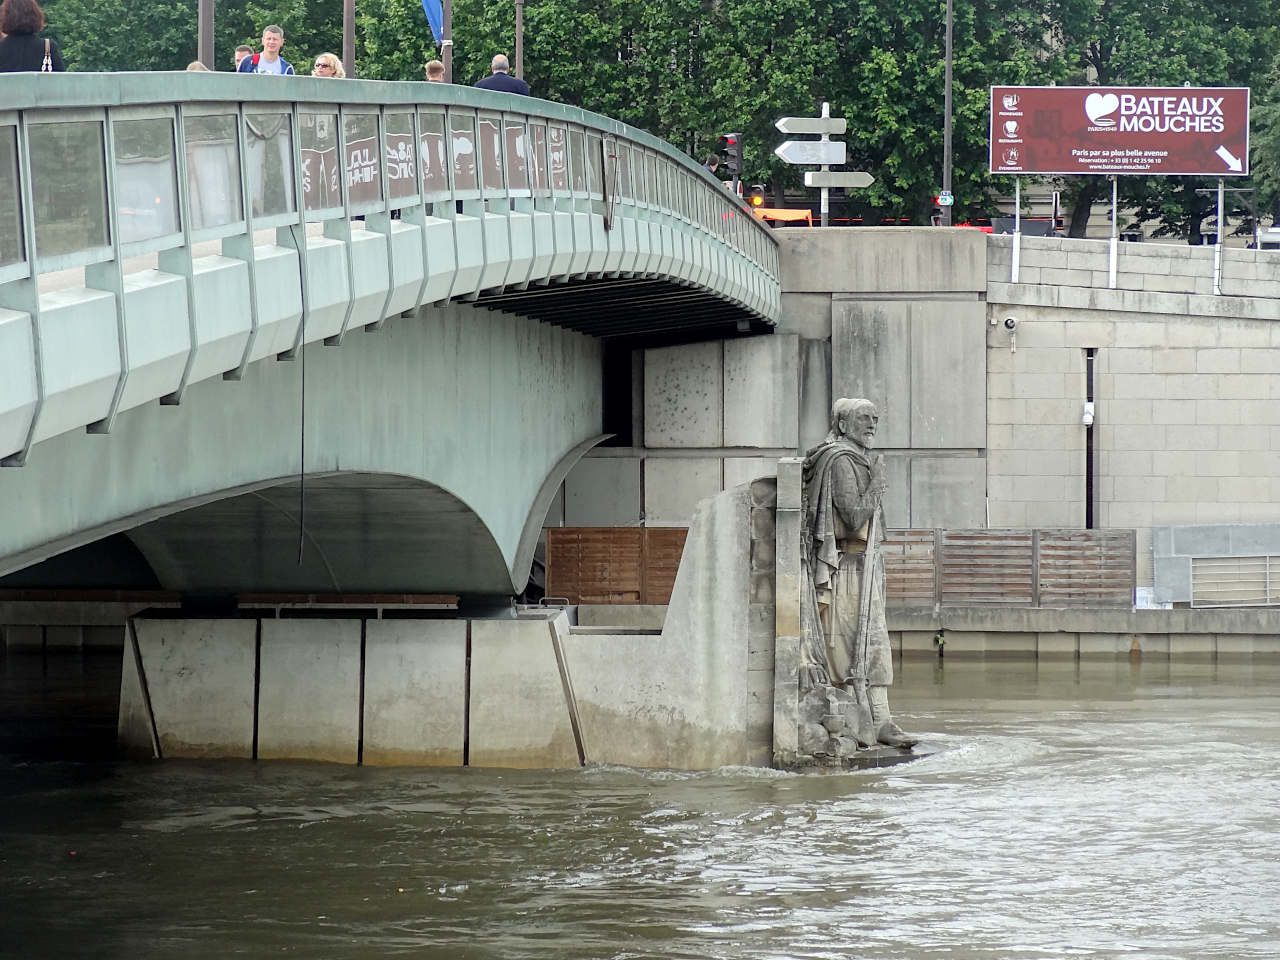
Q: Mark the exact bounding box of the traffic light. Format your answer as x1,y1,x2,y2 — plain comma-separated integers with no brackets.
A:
748,184,766,208
718,132,742,177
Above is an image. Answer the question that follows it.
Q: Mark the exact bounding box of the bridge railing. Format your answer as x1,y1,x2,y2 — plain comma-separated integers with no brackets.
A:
0,74,780,466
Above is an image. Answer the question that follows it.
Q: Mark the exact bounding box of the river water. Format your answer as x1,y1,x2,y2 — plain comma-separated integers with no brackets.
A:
2,651,1278,959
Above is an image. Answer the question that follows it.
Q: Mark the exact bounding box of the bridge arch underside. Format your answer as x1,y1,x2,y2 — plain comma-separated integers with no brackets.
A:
0,303,603,598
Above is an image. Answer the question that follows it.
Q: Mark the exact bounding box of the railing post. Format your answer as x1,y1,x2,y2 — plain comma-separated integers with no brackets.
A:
325,104,359,345
225,102,263,381
0,112,45,467
85,107,130,436
159,104,201,406
281,101,312,359
400,108,433,314
366,107,398,333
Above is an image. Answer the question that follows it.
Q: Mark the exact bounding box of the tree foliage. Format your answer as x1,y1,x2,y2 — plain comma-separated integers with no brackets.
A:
37,0,1280,230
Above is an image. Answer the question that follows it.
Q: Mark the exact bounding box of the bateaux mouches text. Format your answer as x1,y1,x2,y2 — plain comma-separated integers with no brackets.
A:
989,86,1250,177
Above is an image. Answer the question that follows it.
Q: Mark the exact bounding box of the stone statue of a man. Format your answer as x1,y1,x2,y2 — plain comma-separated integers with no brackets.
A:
800,398,916,750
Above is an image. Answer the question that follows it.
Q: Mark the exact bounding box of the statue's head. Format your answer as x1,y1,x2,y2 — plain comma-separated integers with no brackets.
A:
832,398,879,449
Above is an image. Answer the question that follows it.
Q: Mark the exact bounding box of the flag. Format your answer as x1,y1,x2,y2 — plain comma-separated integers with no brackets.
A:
421,0,444,44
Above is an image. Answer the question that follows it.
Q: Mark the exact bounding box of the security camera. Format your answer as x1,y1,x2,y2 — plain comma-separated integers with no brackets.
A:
1003,316,1017,330
1081,401,1095,427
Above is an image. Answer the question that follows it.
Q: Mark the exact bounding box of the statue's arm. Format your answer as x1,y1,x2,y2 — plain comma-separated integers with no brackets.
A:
831,457,883,535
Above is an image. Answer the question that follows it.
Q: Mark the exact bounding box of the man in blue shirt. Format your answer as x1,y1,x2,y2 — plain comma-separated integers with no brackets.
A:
237,25,295,75
474,54,528,95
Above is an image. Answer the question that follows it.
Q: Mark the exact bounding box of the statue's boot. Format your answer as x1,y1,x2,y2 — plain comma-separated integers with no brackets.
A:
869,684,918,749
875,721,919,750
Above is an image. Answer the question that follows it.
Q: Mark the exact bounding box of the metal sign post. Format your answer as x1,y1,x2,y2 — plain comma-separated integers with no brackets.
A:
1109,175,1118,289
775,104,873,227
1214,178,1225,296
1012,177,1021,283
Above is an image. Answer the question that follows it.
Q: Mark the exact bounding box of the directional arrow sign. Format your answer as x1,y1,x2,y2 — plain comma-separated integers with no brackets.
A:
1216,145,1244,172
805,171,874,189
775,139,846,166
775,115,848,136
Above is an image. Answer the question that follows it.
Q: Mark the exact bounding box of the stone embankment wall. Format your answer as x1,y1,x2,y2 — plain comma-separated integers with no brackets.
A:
557,226,1280,598
987,234,1280,586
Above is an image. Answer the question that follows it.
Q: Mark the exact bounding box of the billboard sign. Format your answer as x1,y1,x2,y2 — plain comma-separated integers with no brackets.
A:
990,86,1250,177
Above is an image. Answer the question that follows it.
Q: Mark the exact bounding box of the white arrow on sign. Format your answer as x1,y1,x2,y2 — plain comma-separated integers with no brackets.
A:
775,139,846,166
804,171,874,189
775,115,848,136
1216,145,1244,172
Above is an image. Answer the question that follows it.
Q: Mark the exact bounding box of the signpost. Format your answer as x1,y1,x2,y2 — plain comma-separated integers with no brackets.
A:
774,103,873,227
989,85,1251,294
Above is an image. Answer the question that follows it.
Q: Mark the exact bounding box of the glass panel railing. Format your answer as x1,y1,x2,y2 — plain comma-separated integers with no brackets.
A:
344,112,382,210
113,116,180,245
385,112,417,202
184,113,243,231
569,129,586,194
300,112,340,212
243,111,295,219
419,111,449,197
529,123,548,192
478,114,503,193
548,125,568,193
449,112,477,192
504,118,528,191
0,126,23,267
586,133,603,198
29,120,109,260
615,143,631,201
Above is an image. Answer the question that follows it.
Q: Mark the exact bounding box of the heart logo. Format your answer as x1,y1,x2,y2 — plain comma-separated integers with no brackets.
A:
1085,92,1119,127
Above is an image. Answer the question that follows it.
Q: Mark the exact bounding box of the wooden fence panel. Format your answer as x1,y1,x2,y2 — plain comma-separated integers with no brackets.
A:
643,528,689,605
545,528,688,604
882,530,938,607
546,528,643,603
939,531,1035,605
1037,530,1135,608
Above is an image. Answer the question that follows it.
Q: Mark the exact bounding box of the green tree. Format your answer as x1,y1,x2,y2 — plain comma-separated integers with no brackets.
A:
1049,0,1278,239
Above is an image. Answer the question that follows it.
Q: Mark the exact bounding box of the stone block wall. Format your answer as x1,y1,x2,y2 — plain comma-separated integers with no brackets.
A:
989,234,1280,299
986,293,1280,586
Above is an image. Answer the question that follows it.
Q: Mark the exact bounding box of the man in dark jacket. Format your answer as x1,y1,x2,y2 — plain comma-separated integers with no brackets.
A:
474,54,528,95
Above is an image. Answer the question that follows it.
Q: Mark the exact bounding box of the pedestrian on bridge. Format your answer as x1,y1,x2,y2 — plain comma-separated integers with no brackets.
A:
312,52,345,78
237,24,294,75
0,0,63,72
474,54,528,95
425,59,445,82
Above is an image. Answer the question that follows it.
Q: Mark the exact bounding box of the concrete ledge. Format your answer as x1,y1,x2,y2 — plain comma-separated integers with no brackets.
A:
575,603,666,630
988,280,1280,322
890,605,1280,635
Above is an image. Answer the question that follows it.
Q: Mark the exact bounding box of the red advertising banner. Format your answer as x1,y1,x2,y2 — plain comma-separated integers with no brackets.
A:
990,86,1250,177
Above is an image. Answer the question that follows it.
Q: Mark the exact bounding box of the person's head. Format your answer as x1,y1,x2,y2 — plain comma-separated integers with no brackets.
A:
0,0,47,36
186,60,210,71
425,59,445,82
830,398,879,449
234,44,253,69
312,52,344,78
260,25,284,58
704,154,720,170
490,53,510,75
